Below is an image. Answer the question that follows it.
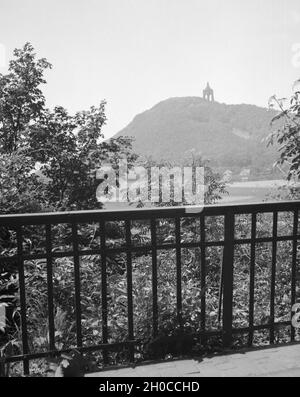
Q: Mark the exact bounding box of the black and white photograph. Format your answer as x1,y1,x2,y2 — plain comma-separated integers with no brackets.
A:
1,0,300,382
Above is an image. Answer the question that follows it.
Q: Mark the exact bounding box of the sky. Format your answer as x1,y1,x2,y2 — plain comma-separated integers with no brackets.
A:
1,0,300,138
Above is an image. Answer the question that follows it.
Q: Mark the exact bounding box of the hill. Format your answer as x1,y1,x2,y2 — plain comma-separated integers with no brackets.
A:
113,97,280,174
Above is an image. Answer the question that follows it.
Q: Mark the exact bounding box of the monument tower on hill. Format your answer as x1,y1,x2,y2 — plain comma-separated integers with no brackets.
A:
203,82,214,102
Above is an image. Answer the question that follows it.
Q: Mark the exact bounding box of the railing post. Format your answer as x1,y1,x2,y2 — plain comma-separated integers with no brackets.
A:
72,223,83,349
151,219,158,338
100,219,109,364
175,217,182,330
125,219,134,362
222,211,235,348
46,224,55,352
200,214,206,345
270,211,278,344
16,226,29,375
291,209,299,342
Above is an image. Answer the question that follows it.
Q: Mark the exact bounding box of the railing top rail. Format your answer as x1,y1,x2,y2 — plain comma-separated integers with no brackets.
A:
0,201,299,226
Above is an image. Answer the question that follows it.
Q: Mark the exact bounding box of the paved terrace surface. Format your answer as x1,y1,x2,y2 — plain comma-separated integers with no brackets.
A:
87,344,300,377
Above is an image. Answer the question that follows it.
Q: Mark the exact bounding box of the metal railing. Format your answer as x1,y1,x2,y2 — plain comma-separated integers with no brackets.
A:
0,201,300,375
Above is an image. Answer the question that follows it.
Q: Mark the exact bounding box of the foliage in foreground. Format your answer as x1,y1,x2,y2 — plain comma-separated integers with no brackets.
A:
268,81,300,181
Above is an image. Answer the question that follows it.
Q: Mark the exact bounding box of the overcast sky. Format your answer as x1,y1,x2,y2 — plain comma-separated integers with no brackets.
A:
1,0,300,138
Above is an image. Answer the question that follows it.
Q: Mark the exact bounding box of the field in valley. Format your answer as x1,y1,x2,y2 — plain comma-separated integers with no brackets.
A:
220,179,289,204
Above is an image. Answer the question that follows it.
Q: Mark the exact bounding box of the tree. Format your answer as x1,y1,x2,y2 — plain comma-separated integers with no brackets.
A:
0,150,47,214
0,43,138,211
28,105,137,209
134,152,227,207
0,43,51,153
267,80,300,181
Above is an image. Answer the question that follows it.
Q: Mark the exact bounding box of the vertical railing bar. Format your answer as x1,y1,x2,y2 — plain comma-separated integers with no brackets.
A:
200,214,206,344
125,219,134,362
46,224,55,352
16,226,29,375
217,259,224,323
71,223,83,348
248,212,256,347
222,211,235,348
175,217,182,330
270,211,278,344
151,219,158,338
291,209,298,342
100,219,108,364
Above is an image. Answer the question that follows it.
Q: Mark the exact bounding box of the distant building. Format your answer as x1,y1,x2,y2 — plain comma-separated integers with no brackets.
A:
240,169,251,181
203,82,214,102
222,170,233,183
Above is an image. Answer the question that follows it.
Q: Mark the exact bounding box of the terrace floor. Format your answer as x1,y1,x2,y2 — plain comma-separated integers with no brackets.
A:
87,343,300,377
